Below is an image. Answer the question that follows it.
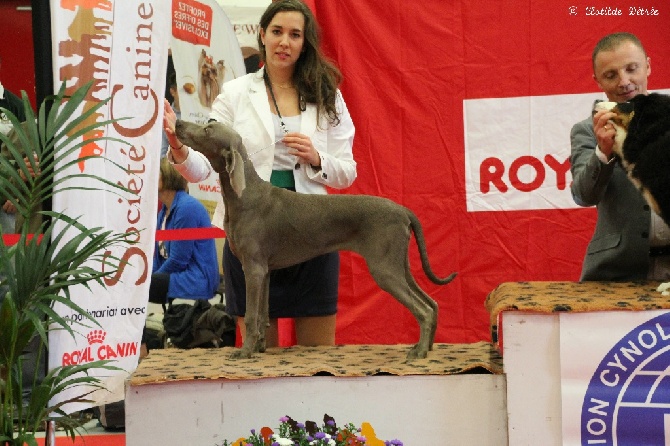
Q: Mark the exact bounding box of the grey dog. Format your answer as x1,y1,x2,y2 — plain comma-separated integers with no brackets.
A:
175,119,457,361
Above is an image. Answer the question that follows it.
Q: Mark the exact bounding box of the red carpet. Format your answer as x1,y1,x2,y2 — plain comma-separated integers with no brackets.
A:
36,434,125,446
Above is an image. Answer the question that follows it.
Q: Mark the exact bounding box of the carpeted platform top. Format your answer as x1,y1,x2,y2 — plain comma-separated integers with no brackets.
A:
485,281,669,343
129,342,503,386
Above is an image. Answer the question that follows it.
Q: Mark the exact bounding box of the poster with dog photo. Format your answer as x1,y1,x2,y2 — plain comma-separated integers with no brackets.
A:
170,0,246,216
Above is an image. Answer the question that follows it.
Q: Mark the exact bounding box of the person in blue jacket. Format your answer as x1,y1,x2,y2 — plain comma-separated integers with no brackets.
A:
150,157,219,306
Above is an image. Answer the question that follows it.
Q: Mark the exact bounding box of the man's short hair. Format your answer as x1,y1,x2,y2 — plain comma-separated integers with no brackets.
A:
592,32,647,72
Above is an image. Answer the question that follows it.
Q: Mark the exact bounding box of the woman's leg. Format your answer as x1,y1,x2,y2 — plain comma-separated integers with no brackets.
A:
294,314,336,346
236,316,280,348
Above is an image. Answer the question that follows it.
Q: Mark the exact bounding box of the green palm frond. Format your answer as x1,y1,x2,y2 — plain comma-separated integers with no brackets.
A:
0,80,141,445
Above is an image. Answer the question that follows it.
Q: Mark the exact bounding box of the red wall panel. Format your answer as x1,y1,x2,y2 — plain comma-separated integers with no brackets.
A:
0,1,36,108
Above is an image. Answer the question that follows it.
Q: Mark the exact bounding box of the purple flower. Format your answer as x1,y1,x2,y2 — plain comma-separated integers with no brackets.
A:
297,423,305,429
279,416,289,422
250,429,256,435
315,432,326,439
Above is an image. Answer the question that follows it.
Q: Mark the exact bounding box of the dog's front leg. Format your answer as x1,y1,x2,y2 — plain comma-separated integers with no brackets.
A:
257,272,270,352
229,264,269,359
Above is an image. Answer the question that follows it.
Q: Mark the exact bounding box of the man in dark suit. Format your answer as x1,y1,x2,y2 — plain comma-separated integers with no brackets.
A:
570,32,669,281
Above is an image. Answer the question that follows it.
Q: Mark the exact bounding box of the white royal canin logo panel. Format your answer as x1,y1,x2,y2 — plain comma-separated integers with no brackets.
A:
463,90,670,213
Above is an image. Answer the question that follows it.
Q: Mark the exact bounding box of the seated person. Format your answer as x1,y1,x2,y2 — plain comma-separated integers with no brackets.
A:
0,76,27,235
150,158,219,307
1,121,41,235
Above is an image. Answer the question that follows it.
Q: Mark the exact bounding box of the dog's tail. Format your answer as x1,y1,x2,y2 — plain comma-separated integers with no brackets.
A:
408,211,457,285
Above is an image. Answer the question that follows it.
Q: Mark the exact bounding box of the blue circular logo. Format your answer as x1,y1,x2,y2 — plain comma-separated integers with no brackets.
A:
581,312,670,445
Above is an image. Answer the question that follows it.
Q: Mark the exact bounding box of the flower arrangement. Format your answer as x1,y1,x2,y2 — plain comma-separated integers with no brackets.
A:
220,414,404,446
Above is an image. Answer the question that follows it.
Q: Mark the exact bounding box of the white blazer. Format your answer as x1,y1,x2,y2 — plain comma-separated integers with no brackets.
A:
173,67,357,228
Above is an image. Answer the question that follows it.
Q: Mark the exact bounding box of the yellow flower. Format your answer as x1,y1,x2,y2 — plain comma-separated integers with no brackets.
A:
360,422,385,446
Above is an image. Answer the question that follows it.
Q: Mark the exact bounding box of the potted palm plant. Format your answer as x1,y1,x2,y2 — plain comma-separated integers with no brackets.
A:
0,81,134,446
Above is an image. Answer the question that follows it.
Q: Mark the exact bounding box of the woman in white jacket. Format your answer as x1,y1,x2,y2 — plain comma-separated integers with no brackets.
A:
163,0,356,347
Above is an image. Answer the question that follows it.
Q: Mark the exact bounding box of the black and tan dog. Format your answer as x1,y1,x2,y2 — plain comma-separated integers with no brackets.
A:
175,119,457,361
596,93,670,226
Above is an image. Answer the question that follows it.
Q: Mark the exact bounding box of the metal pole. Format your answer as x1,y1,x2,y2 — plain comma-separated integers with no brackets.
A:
30,1,54,444
31,0,53,107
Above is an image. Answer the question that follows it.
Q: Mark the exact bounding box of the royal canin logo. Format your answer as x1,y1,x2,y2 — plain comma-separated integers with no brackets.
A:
62,330,138,365
87,329,106,344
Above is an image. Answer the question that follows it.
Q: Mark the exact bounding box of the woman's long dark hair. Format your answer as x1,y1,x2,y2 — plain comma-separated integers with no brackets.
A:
257,0,342,127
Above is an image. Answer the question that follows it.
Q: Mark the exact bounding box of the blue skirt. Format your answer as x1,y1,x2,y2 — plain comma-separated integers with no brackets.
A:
223,239,339,318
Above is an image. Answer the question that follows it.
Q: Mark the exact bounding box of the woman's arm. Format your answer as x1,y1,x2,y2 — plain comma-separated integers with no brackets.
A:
163,99,214,183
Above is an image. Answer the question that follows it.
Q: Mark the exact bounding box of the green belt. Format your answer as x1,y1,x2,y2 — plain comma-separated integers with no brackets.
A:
270,170,295,188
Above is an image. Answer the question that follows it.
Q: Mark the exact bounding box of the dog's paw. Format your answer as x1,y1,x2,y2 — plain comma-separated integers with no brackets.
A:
405,344,429,362
657,282,670,296
228,348,253,360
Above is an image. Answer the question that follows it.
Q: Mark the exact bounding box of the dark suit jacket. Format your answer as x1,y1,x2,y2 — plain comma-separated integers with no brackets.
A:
570,116,651,280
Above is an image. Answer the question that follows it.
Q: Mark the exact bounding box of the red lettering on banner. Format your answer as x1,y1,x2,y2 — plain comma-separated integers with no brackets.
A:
99,345,116,360
480,158,508,193
480,155,571,193
102,246,148,286
510,156,545,192
198,183,221,193
62,343,139,365
544,155,571,190
172,0,212,46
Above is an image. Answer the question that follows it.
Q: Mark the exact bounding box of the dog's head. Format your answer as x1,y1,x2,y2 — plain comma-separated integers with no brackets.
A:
175,120,247,197
594,93,670,160
593,99,635,159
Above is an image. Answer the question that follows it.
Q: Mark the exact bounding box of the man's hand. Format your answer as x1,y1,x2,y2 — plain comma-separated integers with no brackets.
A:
2,200,16,214
593,109,617,159
19,154,40,181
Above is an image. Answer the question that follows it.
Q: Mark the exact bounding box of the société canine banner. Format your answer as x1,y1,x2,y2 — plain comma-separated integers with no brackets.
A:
48,0,171,410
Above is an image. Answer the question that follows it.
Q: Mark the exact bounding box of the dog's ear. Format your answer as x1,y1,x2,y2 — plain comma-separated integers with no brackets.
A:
225,139,246,198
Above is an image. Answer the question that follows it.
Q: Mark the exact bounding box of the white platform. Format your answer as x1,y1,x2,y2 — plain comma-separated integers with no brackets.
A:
503,312,562,445
125,372,508,445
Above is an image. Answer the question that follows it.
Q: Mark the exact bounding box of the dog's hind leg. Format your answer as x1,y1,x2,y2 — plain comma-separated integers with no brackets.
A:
402,268,440,349
362,240,438,361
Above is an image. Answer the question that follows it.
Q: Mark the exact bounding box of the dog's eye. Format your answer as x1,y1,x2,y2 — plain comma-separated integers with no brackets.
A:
617,102,635,114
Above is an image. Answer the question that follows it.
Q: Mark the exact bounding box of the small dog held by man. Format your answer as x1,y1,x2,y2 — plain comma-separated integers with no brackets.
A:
595,93,670,226
174,119,457,361
596,93,670,295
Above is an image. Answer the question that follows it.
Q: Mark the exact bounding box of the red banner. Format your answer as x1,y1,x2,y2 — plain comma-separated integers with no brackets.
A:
172,0,213,46
310,0,670,345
